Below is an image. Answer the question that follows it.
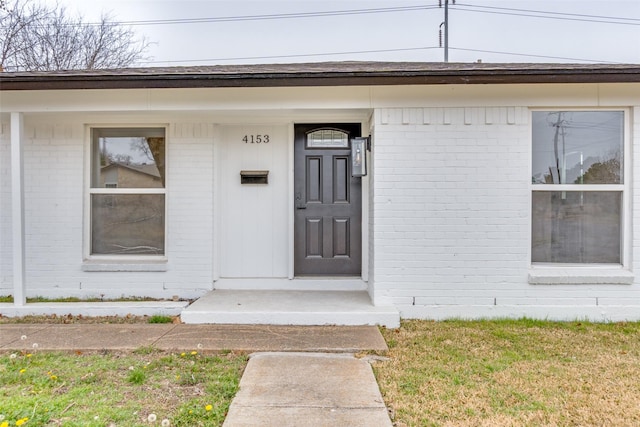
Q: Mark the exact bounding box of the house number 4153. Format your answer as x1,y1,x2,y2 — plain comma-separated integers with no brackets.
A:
243,135,270,143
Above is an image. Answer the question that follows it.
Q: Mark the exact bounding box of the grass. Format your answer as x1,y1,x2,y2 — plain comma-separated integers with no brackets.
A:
0,315,168,324
3,318,640,426
0,348,246,426
148,315,174,324
0,296,167,304
374,319,640,427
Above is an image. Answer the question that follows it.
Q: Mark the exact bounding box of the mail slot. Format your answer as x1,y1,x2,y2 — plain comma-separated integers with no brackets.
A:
240,170,269,184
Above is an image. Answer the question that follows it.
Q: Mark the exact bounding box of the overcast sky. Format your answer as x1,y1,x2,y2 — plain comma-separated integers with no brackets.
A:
42,0,640,66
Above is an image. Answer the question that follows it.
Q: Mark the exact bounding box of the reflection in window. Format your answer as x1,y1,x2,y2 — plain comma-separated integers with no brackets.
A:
91,194,165,255
307,129,349,148
90,128,166,256
532,192,621,263
532,111,623,185
92,129,165,188
531,111,624,265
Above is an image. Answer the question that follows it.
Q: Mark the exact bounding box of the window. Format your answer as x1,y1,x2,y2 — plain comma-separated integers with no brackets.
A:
306,129,349,148
89,128,166,256
531,111,625,264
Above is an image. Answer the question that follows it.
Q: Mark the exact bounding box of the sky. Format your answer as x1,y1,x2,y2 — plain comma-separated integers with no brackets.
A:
40,0,640,66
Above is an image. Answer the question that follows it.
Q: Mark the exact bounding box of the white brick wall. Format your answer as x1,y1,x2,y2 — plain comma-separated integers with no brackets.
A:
164,123,215,293
22,123,84,296
3,102,640,321
371,106,640,321
1,118,215,299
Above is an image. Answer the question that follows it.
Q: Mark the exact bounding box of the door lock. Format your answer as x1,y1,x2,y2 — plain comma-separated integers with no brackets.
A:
295,192,306,209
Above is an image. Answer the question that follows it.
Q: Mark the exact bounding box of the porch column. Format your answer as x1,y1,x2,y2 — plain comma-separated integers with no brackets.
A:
11,112,26,306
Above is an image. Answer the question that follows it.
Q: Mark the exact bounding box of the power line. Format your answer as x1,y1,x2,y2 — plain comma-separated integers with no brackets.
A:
450,47,621,64
114,0,640,65
455,2,640,23
139,46,442,65
5,1,635,65
45,2,640,28
453,3,640,26
139,45,616,65
90,5,441,27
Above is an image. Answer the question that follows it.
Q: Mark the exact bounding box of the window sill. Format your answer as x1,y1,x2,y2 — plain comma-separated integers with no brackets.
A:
528,266,633,285
82,260,168,272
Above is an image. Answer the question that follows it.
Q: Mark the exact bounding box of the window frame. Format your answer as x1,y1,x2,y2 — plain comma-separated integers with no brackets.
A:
529,108,631,270
305,128,351,149
83,125,169,264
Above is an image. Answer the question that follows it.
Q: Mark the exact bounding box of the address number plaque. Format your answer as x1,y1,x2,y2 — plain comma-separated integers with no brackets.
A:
242,134,270,144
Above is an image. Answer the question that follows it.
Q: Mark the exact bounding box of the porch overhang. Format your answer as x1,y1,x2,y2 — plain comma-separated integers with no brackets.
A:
3,62,640,91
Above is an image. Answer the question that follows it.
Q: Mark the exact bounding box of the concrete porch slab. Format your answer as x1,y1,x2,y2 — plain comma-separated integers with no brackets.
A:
180,290,400,328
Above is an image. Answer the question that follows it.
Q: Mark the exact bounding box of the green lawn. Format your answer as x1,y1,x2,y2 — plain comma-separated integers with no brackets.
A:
0,347,246,427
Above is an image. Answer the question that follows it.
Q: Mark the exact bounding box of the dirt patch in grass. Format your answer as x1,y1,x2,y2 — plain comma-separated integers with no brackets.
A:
374,319,640,427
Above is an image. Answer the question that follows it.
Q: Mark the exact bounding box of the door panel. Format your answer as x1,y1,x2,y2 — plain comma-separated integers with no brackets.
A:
333,218,350,256
305,218,323,257
306,157,322,202
294,123,362,276
333,156,350,203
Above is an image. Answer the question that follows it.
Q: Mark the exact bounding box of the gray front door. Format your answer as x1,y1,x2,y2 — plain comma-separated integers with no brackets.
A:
294,123,362,276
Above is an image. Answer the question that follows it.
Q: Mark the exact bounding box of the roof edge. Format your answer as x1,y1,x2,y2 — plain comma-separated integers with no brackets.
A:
2,62,640,90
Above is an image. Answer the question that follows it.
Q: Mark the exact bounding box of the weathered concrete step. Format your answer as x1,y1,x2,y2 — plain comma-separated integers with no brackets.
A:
180,290,400,328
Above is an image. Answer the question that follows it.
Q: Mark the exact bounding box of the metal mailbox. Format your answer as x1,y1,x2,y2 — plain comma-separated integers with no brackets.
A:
240,170,269,184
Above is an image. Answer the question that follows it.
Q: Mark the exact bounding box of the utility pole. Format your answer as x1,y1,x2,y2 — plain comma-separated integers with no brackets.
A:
439,0,455,62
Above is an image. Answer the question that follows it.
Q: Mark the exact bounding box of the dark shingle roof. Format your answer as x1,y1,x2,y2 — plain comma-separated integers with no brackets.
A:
2,61,640,90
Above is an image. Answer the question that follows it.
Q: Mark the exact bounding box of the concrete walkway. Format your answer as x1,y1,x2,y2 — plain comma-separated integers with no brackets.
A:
0,324,394,426
0,323,388,352
224,352,392,427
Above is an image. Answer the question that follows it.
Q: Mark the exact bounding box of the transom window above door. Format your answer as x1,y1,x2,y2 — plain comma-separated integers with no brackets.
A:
306,129,349,148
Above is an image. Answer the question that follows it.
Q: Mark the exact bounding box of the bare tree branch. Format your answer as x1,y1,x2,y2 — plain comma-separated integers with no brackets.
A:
0,0,49,70
0,0,150,71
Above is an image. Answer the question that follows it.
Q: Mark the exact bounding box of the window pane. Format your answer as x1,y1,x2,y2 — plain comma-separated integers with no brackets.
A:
307,129,349,148
532,191,621,263
92,129,165,188
91,194,165,255
532,111,623,185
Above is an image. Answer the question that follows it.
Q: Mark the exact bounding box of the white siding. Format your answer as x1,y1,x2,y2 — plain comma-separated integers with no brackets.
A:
218,125,289,278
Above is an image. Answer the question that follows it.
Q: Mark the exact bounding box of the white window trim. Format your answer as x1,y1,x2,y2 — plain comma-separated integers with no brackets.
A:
82,125,169,270
528,108,632,283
